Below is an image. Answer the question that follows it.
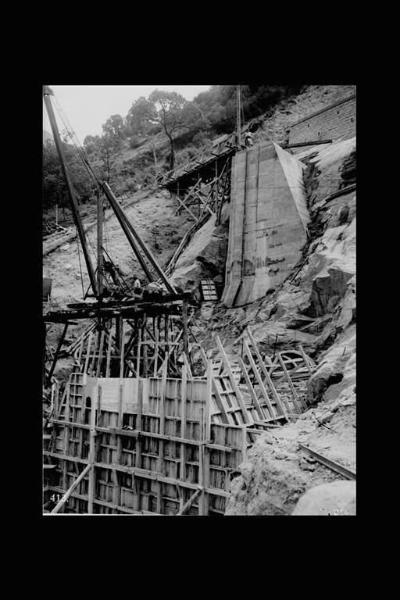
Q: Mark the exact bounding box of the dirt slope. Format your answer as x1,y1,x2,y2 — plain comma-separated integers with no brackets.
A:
43,189,193,306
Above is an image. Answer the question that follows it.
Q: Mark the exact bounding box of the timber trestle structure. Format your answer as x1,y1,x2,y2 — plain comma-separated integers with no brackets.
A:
159,149,233,226
44,317,317,515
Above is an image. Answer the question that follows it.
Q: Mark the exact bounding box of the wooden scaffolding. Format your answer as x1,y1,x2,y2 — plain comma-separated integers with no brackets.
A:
43,315,317,515
161,150,233,226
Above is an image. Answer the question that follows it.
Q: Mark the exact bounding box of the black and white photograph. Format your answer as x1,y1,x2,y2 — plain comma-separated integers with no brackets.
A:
42,84,356,516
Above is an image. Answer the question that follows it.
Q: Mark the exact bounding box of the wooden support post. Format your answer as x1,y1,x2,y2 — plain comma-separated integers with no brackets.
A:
180,364,187,483
135,348,143,470
96,329,105,377
136,327,142,381
153,320,159,377
201,361,212,515
198,405,205,515
182,300,189,360
87,384,99,514
277,353,303,413
157,361,167,513
118,382,124,427
51,463,92,514
97,189,104,297
89,329,99,375
119,318,125,378
105,329,112,377
182,353,192,378
242,426,247,463
236,355,264,420
174,194,197,221
84,331,93,374
47,321,69,385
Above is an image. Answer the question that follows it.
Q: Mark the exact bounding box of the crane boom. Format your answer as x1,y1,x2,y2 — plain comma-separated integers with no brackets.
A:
43,85,99,298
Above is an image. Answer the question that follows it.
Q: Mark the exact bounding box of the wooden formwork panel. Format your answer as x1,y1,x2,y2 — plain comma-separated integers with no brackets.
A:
46,371,247,516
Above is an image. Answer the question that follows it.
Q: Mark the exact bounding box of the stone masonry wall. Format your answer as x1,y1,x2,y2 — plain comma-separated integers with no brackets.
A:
288,94,356,148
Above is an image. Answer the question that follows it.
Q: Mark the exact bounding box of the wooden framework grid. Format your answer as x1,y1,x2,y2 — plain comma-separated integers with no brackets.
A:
63,308,193,380
43,318,317,515
44,366,248,515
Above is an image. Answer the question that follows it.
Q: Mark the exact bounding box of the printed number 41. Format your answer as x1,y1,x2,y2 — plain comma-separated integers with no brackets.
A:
50,493,62,502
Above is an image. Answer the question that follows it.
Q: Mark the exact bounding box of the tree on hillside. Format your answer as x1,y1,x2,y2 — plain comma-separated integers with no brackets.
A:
102,114,125,140
126,97,157,137
148,90,198,170
99,134,120,183
98,115,125,183
43,141,92,209
83,134,101,154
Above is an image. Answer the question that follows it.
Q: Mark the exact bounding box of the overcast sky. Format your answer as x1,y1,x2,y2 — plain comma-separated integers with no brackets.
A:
43,85,211,142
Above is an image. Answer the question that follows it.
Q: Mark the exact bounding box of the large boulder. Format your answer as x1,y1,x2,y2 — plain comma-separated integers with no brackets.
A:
292,480,356,515
307,325,355,405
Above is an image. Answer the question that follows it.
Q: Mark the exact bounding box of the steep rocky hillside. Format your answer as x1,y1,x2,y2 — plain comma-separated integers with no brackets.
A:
190,136,356,515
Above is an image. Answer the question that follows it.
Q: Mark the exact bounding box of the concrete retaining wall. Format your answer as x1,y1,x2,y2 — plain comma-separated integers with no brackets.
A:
222,142,309,307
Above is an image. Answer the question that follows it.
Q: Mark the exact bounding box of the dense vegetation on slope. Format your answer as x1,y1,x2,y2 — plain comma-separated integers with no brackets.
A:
43,85,305,212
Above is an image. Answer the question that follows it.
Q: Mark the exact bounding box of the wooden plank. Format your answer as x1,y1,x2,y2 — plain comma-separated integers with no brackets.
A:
298,345,315,374
198,405,205,515
84,331,93,373
135,377,143,469
236,355,264,420
246,329,287,417
105,329,112,378
212,378,234,424
202,361,212,514
299,444,356,480
89,330,99,375
153,322,159,377
215,336,251,424
177,489,201,515
273,361,310,385
96,329,105,377
243,340,275,418
174,193,197,220
182,353,192,378
277,353,303,413
119,319,125,378
51,463,92,514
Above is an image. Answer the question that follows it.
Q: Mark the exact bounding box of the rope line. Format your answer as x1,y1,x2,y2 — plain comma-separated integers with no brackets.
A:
76,235,85,299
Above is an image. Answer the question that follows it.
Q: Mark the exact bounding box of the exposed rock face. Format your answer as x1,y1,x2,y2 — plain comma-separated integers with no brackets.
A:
220,137,356,516
292,481,356,515
170,208,229,296
164,94,357,517
307,325,355,406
